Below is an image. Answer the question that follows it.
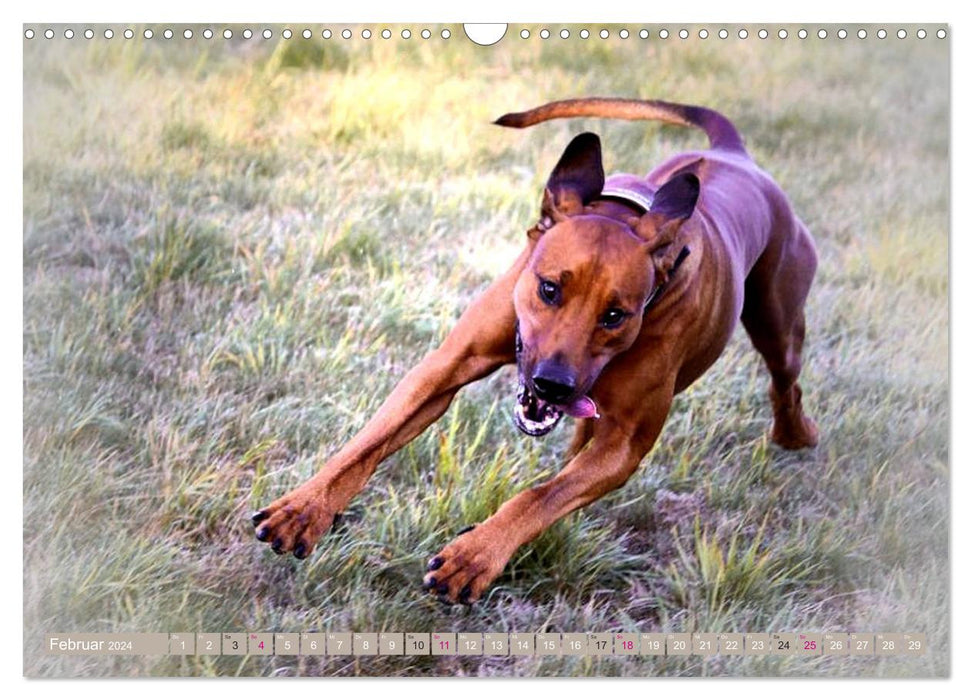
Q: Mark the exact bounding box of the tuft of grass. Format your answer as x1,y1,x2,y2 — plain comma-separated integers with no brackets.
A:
265,35,350,73
132,214,235,295
160,120,212,152
670,517,776,614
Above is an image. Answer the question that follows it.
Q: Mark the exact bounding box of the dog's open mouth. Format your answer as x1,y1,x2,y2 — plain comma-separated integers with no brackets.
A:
514,382,564,436
513,380,600,437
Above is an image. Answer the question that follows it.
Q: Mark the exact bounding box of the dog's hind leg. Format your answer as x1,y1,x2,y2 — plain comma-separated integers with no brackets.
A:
741,219,819,449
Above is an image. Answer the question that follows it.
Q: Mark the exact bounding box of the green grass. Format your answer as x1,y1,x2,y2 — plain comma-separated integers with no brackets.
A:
23,24,948,677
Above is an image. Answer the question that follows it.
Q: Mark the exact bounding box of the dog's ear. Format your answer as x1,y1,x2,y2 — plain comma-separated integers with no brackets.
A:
532,133,605,237
630,172,699,249
651,171,700,222
629,171,700,282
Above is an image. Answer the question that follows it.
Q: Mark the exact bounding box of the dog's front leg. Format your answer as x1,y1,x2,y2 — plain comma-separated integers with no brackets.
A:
252,250,530,559
423,388,673,603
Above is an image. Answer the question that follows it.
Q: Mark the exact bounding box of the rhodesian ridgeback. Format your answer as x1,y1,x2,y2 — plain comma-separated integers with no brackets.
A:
251,98,819,603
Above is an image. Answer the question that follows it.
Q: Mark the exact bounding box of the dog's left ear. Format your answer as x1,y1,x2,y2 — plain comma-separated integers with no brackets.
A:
629,171,700,280
530,133,605,238
650,171,700,222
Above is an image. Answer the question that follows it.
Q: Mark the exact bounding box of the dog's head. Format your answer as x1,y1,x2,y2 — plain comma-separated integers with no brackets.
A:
512,133,699,436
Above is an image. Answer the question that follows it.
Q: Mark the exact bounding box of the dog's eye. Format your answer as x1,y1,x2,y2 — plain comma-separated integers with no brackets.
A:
538,279,561,306
600,308,629,329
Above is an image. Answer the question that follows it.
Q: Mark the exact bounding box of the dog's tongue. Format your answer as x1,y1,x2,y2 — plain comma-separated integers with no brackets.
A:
562,395,600,419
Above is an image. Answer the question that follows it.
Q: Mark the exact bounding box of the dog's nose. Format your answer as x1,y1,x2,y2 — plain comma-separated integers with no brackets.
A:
532,363,576,404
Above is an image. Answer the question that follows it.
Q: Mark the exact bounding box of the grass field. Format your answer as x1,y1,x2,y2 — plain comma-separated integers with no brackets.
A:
23,24,949,677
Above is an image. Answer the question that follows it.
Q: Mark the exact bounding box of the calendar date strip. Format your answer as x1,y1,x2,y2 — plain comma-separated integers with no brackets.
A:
45,632,926,657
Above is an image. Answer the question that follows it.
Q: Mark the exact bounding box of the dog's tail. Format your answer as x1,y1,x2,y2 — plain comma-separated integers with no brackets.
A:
494,98,747,155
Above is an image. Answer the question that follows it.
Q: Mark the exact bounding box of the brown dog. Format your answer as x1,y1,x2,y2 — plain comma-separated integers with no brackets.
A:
251,98,819,603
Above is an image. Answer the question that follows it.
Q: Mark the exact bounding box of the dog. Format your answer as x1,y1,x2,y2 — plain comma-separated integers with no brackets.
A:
251,98,819,604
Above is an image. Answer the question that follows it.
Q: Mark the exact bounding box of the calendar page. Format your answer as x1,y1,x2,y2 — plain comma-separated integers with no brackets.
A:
22,20,949,678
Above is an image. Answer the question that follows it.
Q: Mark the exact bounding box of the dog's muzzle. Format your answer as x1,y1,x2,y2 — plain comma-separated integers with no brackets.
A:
512,326,599,437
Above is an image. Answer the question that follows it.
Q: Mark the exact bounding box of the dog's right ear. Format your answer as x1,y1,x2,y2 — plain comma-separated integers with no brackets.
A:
530,133,605,239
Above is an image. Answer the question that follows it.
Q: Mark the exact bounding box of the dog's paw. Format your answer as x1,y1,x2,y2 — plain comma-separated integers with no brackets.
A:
422,526,509,604
769,384,820,450
771,414,819,450
251,483,337,559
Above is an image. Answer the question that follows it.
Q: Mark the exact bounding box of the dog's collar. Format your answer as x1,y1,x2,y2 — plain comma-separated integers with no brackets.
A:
601,174,655,213
600,185,654,213
643,245,691,316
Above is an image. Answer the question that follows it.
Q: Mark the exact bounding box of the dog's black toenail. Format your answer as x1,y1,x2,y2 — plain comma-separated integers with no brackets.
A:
252,511,269,525
294,543,307,559
330,512,344,533
459,585,472,604
436,582,449,595
272,538,285,554
427,556,444,571
256,527,271,542
456,524,477,535
422,577,437,590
